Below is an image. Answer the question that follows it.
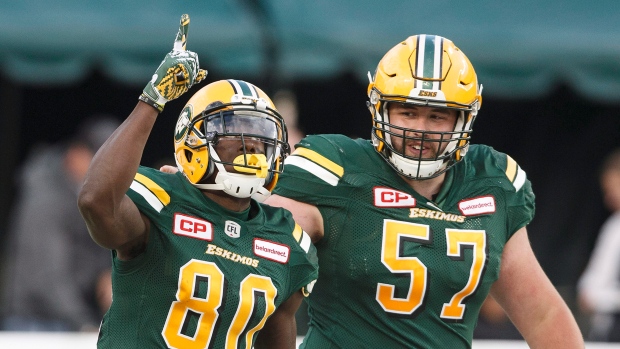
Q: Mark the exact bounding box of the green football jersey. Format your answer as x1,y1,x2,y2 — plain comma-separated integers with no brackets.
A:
98,166,318,349
273,135,535,349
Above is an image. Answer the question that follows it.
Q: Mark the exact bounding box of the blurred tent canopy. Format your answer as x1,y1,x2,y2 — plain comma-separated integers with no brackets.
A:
1,0,620,101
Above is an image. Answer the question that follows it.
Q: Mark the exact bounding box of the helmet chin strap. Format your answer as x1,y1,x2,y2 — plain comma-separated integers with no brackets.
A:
389,152,445,178
251,187,272,203
194,144,268,199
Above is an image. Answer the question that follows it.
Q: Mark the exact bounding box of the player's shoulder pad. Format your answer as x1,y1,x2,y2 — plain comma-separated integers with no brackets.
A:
465,145,528,193
128,166,183,213
284,134,363,185
297,134,362,153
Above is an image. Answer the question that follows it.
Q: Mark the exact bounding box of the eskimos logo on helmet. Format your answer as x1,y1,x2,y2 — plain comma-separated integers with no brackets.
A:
418,90,437,97
174,105,192,142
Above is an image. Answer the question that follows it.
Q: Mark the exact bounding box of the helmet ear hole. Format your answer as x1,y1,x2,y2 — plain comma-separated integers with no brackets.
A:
184,149,193,162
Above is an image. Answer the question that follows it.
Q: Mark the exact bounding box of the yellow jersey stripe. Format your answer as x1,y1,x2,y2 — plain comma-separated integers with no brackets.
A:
293,147,344,177
300,231,312,253
285,156,339,186
134,173,171,206
130,181,164,213
505,155,517,182
513,166,527,192
292,223,312,253
292,223,303,243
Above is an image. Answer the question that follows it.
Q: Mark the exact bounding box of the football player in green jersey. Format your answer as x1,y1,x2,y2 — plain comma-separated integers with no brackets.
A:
265,35,584,348
78,15,318,349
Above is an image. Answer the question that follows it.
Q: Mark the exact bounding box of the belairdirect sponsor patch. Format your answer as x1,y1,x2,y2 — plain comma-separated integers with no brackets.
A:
253,238,290,264
458,196,496,216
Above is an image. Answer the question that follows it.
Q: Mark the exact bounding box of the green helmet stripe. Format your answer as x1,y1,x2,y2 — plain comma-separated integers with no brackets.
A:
237,80,252,96
227,79,258,98
422,35,435,89
416,35,443,90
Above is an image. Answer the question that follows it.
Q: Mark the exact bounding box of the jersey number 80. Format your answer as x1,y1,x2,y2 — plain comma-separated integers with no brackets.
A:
162,259,277,349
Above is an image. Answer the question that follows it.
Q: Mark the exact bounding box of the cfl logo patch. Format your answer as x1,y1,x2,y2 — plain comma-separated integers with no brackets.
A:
225,221,241,238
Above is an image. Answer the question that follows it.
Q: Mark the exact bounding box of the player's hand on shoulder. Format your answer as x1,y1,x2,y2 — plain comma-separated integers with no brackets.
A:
160,165,179,174
139,14,208,112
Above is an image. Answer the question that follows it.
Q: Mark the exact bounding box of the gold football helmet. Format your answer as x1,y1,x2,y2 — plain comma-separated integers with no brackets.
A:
174,79,289,199
367,34,482,179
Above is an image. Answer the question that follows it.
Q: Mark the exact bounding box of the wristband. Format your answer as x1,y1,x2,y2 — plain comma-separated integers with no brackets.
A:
139,93,164,113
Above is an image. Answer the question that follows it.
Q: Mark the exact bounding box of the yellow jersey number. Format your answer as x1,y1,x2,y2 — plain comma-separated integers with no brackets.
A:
376,219,487,320
162,259,277,349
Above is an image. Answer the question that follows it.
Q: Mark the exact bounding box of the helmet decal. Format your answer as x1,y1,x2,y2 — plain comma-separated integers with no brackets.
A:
174,105,192,142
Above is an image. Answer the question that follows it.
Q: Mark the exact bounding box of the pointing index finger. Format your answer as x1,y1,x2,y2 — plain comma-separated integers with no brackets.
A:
173,14,190,51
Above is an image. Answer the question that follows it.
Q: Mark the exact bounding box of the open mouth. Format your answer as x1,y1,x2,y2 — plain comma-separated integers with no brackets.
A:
407,142,430,158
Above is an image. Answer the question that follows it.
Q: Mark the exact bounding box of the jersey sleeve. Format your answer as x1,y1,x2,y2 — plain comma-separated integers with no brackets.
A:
126,166,174,223
500,153,536,237
287,223,319,297
273,134,348,205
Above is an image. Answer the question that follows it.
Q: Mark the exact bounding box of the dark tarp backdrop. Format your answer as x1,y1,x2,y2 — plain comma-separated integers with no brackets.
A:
2,0,620,99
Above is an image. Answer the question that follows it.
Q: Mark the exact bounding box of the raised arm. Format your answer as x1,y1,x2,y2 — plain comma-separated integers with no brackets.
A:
490,227,584,348
78,14,206,259
78,103,156,258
